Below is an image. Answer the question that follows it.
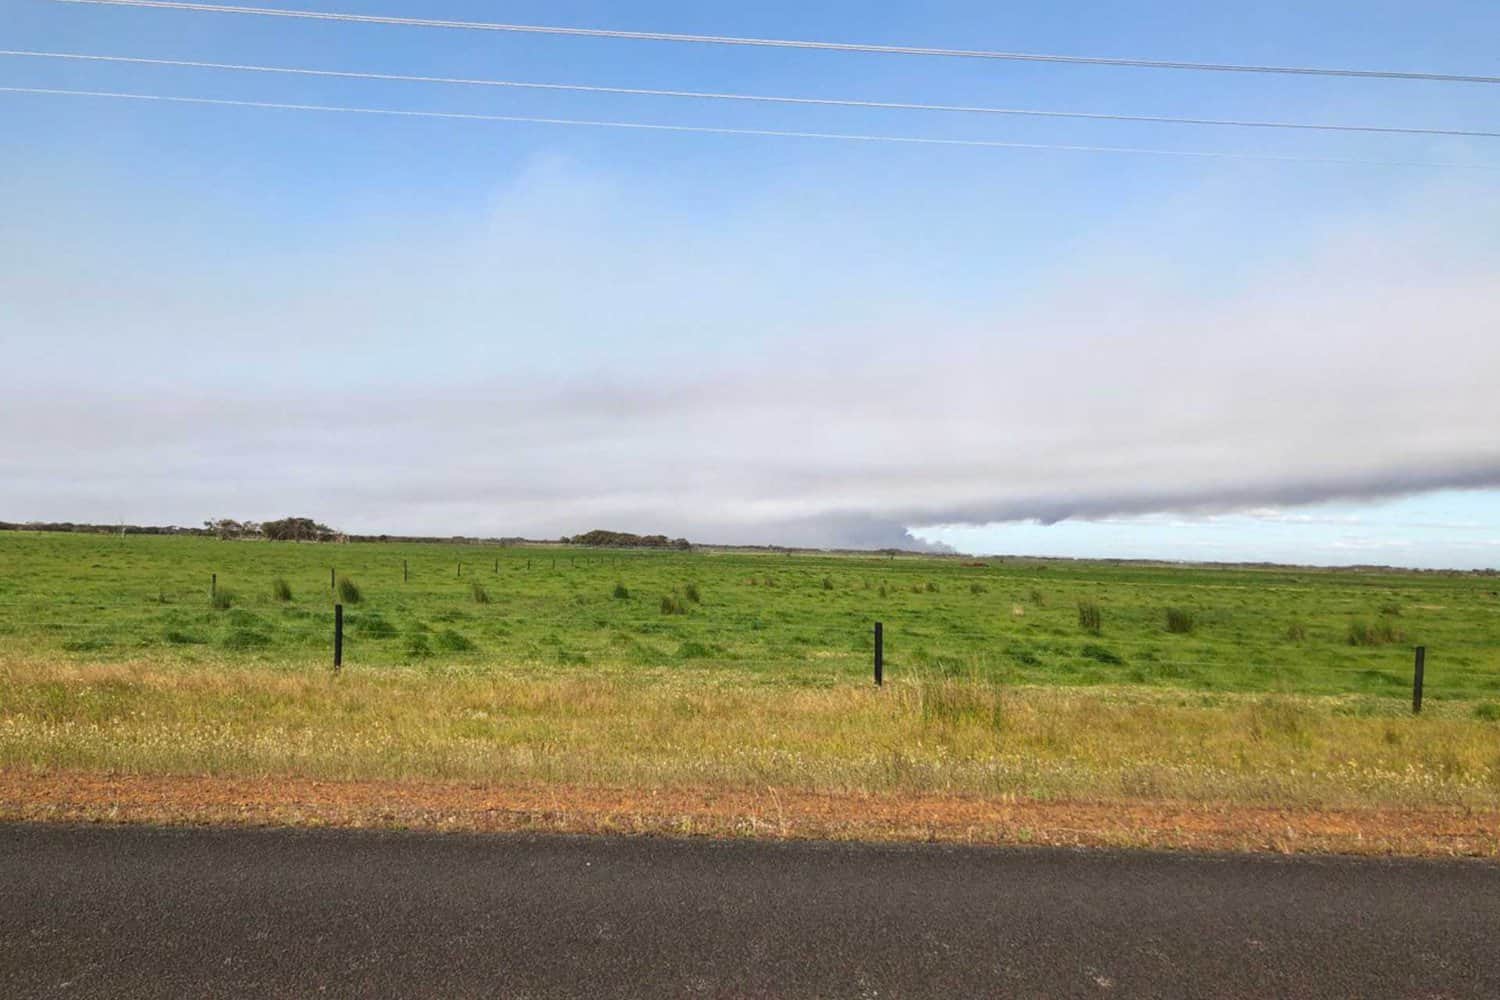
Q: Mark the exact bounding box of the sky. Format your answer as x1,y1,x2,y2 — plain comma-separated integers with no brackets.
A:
3,0,1499,567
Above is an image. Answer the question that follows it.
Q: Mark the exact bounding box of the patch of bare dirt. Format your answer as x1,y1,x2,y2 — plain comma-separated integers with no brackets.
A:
2,770,1496,857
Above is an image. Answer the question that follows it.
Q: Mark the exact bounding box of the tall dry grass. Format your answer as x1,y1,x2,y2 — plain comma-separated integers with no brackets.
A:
2,656,1496,810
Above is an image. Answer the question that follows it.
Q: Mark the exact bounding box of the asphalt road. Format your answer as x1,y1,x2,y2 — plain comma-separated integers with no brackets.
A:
2,824,1496,998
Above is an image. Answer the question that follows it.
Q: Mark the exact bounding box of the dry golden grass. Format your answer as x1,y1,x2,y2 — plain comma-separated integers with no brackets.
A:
3,655,1497,816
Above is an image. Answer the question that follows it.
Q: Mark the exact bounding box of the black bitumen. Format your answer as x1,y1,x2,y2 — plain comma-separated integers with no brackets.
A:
2,824,1496,998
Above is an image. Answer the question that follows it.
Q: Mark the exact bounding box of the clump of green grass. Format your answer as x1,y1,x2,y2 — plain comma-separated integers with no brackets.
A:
1286,621,1308,642
684,582,702,604
1029,588,1045,606
612,582,630,600
1348,619,1404,646
822,576,835,591
1078,601,1102,635
925,581,939,593
1473,702,1500,722
917,669,1004,731
1379,603,1402,617
878,584,888,598
209,589,236,611
660,594,687,615
970,582,987,595
271,578,293,603
1165,608,1195,634
433,628,475,653
336,577,362,604
1079,643,1122,665
470,582,491,604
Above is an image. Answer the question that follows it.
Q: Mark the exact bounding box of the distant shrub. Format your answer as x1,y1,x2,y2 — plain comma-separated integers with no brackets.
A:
1164,608,1195,634
336,577,362,604
1348,619,1404,646
1285,621,1307,642
1077,601,1102,635
470,582,491,604
822,576,835,591
684,582,702,603
970,582,987,595
613,582,630,600
209,589,235,611
660,594,687,615
271,577,293,602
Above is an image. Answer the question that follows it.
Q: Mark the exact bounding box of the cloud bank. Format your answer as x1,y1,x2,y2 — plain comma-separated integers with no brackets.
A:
4,158,1498,551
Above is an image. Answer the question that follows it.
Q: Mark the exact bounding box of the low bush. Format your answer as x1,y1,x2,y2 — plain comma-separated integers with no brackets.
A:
1078,601,1102,635
684,582,702,603
612,582,630,600
336,577,362,604
271,578,293,603
470,582,491,604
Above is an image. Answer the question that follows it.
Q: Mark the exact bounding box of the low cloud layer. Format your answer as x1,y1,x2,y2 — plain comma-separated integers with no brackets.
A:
4,158,1498,551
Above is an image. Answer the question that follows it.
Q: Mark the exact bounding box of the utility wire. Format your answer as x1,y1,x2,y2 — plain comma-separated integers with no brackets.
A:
8,49,1497,140
54,0,1500,86
4,86,1494,170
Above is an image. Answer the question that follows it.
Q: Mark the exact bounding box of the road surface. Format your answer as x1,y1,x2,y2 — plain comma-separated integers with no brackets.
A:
2,824,1496,997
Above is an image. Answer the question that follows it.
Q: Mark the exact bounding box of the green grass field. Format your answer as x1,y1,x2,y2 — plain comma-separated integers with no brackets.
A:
2,531,1497,703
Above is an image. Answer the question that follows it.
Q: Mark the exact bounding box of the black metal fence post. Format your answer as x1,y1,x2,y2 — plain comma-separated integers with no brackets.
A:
330,567,335,590
1413,646,1426,714
874,621,884,687
334,603,344,672
210,573,216,600
403,559,408,583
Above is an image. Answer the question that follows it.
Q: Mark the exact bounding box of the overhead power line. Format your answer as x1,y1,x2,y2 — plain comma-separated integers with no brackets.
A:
2,85,1492,171
54,0,1500,86
7,49,1497,140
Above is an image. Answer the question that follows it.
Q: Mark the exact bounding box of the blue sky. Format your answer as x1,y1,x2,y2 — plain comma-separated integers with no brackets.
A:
3,1,1499,566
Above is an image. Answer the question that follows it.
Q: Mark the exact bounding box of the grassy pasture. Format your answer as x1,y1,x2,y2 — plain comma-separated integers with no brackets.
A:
0,531,1497,703
3,531,1500,839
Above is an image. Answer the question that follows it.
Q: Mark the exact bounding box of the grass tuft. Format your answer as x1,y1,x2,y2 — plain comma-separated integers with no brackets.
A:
271,578,293,603
1078,601,1102,635
612,582,630,600
336,577,362,605
1348,619,1404,646
209,589,235,611
469,582,491,605
1165,608,1195,634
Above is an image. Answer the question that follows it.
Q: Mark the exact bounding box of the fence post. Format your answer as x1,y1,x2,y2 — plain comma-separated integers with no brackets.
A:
330,567,335,590
334,603,343,672
1412,646,1426,714
458,561,462,578
211,573,216,600
403,559,408,583
874,621,884,687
